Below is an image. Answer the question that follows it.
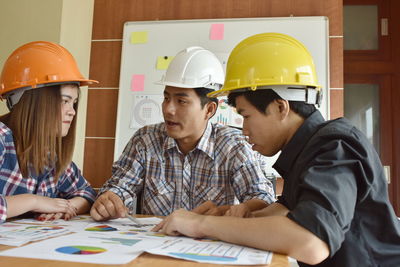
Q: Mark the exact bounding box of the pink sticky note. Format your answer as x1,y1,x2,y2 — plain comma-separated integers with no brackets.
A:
131,74,145,91
210,24,224,40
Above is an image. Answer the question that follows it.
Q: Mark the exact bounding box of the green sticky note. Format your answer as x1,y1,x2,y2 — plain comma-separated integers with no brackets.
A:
156,56,174,70
130,31,148,44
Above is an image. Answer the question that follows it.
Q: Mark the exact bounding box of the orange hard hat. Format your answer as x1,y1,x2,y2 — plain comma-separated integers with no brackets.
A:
0,41,98,96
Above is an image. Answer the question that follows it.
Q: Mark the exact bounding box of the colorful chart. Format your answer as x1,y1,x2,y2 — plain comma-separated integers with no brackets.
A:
85,225,117,232
169,252,237,262
55,245,107,255
90,237,141,246
128,229,146,232
26,226,64,231
119,231,138,235
146,233,167,237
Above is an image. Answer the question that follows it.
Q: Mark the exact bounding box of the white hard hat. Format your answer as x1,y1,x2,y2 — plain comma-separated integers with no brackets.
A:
157,46,224,90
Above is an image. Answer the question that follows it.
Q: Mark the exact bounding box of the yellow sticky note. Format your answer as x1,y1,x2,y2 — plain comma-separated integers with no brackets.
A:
130,31,148,44
156,56,174,70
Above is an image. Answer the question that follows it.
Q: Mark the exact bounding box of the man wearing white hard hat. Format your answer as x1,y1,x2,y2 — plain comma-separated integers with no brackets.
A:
91,47,275,220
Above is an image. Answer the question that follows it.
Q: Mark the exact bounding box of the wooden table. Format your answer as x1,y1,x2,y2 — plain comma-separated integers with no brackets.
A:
0,215,289,267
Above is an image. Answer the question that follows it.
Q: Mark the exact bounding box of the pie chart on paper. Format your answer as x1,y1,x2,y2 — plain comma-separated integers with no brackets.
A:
55,245,107,255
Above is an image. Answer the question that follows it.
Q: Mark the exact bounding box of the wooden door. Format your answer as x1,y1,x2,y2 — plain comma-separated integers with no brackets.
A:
344,0,400,214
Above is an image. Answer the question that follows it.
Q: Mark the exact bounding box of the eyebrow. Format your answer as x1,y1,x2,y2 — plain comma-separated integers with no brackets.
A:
61,94,73,100
236,108,244,115
61,94,78,102
163,91,189,97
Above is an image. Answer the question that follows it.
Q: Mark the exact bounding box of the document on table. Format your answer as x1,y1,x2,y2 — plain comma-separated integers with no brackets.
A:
0,221,72,246
146,237,273,265
0,216,273,265
0,231,167,265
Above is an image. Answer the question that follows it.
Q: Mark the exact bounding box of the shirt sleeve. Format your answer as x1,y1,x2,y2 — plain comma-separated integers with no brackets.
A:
230,142,276,204
98,133,145,208
57,162,97,204
0,138,8,223
286,137,366,256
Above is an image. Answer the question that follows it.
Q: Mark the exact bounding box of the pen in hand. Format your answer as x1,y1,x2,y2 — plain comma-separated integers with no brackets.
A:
126,212,142,225
125,202,141,224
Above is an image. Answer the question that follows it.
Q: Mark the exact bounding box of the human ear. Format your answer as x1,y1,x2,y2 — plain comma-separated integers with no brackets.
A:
275,99,290,120
205,101,217,120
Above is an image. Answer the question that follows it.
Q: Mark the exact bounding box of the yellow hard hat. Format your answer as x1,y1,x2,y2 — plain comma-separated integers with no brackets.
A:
208,33,322,105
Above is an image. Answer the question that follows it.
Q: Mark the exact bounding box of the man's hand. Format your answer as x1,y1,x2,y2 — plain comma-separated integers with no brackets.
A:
224,203,253,218
90,191,126,221
191,200,230,216
152,209,205,238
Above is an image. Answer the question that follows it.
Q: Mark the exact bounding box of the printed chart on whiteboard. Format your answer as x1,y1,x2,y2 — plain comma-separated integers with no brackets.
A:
130,94,164,129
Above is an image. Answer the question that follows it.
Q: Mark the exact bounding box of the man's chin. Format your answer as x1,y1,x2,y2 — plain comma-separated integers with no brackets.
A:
165,130,181,139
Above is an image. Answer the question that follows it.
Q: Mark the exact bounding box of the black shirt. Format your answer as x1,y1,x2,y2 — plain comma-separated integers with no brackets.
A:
274,111,400,267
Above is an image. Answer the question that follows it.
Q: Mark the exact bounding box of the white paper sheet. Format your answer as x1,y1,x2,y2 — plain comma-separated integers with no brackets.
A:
1,216,273,265
146,237,273,265
0,231,167,265
0,222,72,246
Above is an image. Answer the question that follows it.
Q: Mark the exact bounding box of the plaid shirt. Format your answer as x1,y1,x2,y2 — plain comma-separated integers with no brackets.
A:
100,122,275,216
0,122,96,223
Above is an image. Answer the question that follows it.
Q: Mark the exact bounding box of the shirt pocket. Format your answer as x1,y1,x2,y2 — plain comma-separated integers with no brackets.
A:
193,184,229,207
143,178,175,203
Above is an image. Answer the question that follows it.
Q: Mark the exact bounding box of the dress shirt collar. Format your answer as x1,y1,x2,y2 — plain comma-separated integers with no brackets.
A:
273,110,325,178
163,121,215,159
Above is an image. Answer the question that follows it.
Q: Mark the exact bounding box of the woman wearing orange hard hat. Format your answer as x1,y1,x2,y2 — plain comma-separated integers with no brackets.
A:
0,41,98,223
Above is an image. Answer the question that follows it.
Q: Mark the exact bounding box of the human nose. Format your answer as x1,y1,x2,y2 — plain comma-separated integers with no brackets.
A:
242,121,249,137
162,101,175,115
66,104,76,117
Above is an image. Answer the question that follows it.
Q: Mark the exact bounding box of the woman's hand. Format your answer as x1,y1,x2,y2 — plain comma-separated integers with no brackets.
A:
33,196,77,215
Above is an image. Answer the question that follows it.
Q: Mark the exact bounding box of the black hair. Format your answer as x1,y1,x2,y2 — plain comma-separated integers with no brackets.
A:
194,87,219,108
227,89,316,119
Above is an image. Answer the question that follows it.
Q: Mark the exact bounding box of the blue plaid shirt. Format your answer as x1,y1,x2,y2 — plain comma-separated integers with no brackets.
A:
0,122,96,223
100,122,275,216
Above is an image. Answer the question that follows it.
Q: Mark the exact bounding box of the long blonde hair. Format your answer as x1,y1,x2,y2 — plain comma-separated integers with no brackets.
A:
0,85,78,178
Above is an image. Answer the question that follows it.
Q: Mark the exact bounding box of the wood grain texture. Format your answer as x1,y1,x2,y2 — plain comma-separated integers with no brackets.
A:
89,41,122,88
329,37,344,89
92,0,341,39
83,138,115,188
85,89,118,137
329,89,344,119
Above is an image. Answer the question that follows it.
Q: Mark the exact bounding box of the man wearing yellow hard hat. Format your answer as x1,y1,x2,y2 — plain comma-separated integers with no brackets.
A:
154,33,400,266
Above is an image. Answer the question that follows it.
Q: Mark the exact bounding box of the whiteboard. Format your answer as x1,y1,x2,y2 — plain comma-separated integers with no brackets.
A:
115,17,330,174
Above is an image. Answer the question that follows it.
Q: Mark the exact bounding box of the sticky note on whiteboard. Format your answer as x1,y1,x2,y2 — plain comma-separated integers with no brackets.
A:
156,56,174,70
130,31,148,44
210,24,224,40
131,74,145,91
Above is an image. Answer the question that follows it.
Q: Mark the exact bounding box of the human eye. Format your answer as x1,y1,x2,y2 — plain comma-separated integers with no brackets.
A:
178,99,187,104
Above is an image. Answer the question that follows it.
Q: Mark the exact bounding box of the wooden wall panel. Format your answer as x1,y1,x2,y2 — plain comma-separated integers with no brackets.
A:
86,89,118,137
330,89,344,119
83,138,115,188
330,38,344,89
92,0,341,39
89,41,122,88
84,0,343,186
